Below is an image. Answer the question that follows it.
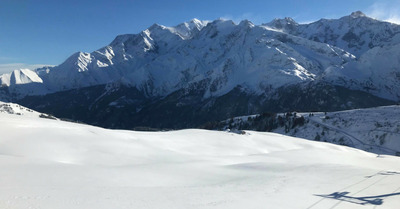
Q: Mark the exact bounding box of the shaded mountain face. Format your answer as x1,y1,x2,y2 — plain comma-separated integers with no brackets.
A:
17,82,394,129
1,13,400,129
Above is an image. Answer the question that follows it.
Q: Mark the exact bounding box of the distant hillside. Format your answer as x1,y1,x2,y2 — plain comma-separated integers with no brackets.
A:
207,105,400,156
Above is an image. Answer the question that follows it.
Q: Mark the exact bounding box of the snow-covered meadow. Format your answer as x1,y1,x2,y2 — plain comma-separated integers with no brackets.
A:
0,102,399,209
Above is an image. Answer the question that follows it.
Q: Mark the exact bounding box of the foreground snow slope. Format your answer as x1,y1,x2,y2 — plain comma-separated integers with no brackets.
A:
1,109,400,208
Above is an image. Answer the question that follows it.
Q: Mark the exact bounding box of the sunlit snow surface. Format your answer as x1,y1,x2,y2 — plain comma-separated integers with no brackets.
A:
0,104,400,209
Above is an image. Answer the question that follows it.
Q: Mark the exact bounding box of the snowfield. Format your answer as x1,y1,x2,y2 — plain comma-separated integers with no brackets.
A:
0,104,400,208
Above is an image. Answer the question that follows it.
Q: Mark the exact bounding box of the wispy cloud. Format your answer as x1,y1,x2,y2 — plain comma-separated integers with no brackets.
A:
0,63,53,75
366,1,400,24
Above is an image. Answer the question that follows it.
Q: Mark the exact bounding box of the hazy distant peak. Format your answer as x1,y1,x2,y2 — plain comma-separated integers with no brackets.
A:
350,11,366,18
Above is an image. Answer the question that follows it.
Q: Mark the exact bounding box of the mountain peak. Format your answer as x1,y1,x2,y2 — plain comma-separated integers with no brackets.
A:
238,19,255,28
10,69,43,86
213,18,235,25
189,18,205,26
283,17,297,24
148,23,166,31
270,17,298,25
350,11,366,18
176,18,208,32
264,17,298,32
207,19,236,31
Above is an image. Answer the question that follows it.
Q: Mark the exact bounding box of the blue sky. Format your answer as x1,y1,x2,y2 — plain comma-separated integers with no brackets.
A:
1,0,400,74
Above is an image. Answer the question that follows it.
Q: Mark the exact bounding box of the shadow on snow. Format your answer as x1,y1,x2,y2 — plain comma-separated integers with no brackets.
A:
315,191,400,206
313,171,400,206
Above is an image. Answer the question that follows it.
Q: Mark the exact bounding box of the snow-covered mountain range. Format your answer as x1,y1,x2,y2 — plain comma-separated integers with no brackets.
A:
1,102,400,209
1,11,399,128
